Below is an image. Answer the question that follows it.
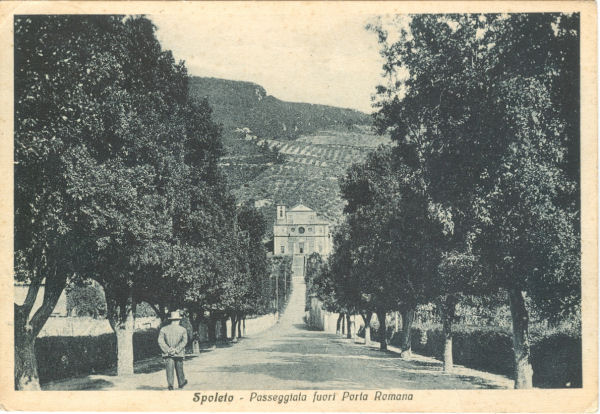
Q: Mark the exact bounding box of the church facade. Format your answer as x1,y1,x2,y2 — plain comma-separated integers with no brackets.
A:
273,204,332,257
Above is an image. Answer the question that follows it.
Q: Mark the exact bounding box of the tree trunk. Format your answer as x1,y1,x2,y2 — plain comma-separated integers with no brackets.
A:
219,317,228,341
508,288,533,389
400,307,414,358
115,298,135,376
341,312,346,335
242,318,246,336
336,313,343,335
376,311,387,350
14,266,67,390
116,320,134,376
190,312,201,354
442,297,456,372
192,339,201,354
207,317,217,344
105,286,137,376
346,313,353,339
237,316,243,338
362,312,373,346
442,314,453,372
14,323,39,390
365,324,371,345
230,314,238,340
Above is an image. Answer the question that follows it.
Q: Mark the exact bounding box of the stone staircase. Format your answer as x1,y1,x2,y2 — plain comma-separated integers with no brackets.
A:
291,254,305,281
279,255,307,326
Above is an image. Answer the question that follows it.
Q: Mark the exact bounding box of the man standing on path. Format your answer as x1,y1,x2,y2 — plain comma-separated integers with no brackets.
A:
158,311,189,390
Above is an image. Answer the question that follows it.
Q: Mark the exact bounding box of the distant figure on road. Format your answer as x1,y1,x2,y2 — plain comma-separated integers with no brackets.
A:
158,311,188,390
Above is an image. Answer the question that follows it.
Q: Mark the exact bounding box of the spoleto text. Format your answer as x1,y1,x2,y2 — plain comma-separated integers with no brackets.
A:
192,391,414,405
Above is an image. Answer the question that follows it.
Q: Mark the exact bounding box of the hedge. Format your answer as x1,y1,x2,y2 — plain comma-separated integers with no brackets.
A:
531,333,582,388
35,328,161,383
389,326,581,388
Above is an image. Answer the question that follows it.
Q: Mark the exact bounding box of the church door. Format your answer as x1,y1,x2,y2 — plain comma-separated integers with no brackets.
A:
299,242,304,254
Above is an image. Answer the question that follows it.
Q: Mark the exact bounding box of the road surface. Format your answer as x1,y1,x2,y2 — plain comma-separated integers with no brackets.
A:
43,277,511,390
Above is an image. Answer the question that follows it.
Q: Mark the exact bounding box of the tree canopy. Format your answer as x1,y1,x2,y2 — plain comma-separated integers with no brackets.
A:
306,13,581,386
367,13,580,387
14,14,272,387
369,13,580,320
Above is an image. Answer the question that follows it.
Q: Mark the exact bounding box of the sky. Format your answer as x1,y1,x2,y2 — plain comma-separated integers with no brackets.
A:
150,11,385,113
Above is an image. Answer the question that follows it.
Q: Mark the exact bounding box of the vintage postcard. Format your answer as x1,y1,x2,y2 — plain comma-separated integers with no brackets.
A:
0,1,597,412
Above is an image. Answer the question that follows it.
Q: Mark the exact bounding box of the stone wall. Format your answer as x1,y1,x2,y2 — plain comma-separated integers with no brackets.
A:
306,295,343,333
39,314,278,340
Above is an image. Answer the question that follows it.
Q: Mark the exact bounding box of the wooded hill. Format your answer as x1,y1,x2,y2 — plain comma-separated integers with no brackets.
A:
188,77,371,141
188,76,386,228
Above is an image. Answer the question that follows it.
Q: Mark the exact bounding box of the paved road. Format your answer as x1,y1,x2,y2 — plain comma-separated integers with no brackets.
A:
43,277,511,390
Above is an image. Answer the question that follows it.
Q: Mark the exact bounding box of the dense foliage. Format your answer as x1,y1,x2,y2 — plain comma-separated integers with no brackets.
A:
14,15,275,388
66,283,107,318
311,13,580,388
369,14,580,317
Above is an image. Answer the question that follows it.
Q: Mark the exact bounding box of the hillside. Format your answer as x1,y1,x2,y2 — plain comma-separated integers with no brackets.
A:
189,77,371,142
231,128,392,230
188,76,390,231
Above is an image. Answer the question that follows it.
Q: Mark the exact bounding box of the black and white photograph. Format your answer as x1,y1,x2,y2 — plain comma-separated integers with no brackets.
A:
2,1,597,411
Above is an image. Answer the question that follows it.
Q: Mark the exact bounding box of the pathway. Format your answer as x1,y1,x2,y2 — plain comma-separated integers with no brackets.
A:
42,274,511,390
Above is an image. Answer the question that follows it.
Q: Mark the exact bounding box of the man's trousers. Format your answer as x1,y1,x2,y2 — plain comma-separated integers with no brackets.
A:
164,357,185,388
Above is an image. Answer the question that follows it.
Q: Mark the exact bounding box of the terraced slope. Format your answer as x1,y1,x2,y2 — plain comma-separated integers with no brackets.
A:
188,76,390,227
189,77,375,190
230,128,392,227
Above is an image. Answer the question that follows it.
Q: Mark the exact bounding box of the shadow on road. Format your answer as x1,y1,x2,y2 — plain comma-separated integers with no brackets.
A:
253,336,403,360
217,325,509,390
134,358,165,375
137,385,169,390
134,355,200,375
214,349,506,390
454,374,506,389
77,378,115,390
215,355,365,388
42,378,114,391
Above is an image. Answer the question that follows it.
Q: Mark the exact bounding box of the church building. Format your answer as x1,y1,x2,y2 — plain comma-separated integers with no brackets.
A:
273,204,332,257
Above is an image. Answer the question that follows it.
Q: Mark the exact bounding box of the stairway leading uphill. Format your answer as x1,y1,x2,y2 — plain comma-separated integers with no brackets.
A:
278,255,307,327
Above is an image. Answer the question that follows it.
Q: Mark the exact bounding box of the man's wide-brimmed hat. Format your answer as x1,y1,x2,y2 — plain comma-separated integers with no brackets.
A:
168,311,182,320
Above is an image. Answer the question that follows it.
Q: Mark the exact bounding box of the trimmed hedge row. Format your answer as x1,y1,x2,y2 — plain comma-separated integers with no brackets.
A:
35,329,161,383
531,333,582,388
389,327,581,388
